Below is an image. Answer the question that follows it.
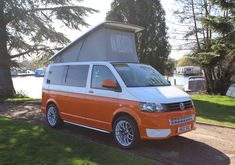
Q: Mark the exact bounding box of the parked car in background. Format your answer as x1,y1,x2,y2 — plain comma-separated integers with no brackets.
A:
11,67,35,76
184,76,206,92
226,84,235,97
35,68,46,77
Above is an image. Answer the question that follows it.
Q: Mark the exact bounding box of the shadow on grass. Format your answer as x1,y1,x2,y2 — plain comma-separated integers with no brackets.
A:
194,99,235,126
0,117,156,165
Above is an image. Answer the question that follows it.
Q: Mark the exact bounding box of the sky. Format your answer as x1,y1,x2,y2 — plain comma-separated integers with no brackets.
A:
58,0,191,60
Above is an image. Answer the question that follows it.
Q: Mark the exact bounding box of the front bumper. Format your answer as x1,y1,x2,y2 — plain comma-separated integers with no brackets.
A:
138,108,196,139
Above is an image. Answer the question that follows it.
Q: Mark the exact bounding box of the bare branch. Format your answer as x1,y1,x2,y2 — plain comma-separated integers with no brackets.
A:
27,6,97,13
10,47,63,59
10,50,32,59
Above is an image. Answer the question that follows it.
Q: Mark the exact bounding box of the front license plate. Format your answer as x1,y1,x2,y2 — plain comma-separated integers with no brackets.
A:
178,125,191,133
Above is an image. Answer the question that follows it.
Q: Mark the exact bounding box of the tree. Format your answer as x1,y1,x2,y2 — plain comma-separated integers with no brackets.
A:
106,0,171,74
173,0,215,52
177,55,196,67
20,56,51,71
165,58,176,77
197,0,235,95
0,0,96,97
174,0,235,95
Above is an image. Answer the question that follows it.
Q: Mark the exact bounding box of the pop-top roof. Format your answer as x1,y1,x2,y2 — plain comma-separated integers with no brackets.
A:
50,21,144,61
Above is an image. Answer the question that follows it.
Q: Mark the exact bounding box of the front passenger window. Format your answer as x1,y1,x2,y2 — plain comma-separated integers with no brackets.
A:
91,65,118,90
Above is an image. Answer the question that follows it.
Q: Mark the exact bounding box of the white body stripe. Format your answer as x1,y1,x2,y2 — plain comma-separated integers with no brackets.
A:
43,62,191,103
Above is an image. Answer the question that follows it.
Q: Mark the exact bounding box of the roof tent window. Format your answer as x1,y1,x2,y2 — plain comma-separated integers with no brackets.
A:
65,65,89,87
111,34,134,54
48,66,66,85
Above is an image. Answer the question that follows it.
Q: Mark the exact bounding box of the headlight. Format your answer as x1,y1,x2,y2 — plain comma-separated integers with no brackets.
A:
140,102,165,112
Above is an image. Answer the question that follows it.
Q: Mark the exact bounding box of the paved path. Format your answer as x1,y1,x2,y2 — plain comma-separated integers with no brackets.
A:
0,101,234,165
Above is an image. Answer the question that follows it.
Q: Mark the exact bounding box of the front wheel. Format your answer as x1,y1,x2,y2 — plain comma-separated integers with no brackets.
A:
46,104,63,128
113,116,139,149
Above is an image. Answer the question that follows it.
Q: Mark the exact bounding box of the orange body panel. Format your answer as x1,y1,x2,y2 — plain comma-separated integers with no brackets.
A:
41,89,196,139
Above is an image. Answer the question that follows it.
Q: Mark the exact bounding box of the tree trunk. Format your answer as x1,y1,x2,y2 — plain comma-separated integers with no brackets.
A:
219,80,230,95
0,66,15,98
204,66,232,95
0,0,15,98
204,68,212,94
191,0,201,50
203,0,211,49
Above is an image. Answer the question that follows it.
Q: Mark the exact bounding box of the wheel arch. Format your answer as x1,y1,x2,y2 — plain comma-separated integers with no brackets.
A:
46,99,63,128
46,99,59,112
112,109,141,131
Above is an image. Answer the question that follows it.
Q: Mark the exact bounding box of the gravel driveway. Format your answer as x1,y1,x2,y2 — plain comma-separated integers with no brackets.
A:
0,101,234,165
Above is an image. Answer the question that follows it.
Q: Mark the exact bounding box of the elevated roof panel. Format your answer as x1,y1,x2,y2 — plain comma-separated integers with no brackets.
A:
105,21,144,33
50,21,144,60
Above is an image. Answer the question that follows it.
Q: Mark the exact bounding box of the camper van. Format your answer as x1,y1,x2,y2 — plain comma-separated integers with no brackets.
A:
41,61,196,148
176,66,201,76
184,76,206,92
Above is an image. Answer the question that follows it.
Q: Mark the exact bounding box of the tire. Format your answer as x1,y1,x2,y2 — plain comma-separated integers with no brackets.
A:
113,116,139,149
46,104,63,128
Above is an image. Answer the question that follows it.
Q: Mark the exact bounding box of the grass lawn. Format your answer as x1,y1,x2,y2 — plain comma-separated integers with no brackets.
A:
192,95,235,127
0,116,157,165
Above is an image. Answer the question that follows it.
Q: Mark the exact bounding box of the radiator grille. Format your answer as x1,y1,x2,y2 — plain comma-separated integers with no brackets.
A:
169,115,195,125
163,100,193,112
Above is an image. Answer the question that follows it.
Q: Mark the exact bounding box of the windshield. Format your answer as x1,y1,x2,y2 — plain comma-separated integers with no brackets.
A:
113,63,170,87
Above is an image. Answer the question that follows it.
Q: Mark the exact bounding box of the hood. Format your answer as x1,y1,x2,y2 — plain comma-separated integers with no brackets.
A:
127,86,190,103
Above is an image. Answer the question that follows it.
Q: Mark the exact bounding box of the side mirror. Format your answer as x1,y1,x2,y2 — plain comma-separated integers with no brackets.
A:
102,79,118,89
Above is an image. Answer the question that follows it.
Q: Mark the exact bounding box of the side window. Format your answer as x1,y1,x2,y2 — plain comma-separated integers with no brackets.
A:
48,66,66,85
65,65,89,87
91,65,118,90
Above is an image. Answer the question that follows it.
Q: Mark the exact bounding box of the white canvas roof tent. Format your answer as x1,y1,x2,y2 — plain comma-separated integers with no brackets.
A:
50,21,144,63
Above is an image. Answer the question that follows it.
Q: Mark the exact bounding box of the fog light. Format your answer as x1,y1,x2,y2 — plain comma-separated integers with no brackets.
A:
146,129,171,138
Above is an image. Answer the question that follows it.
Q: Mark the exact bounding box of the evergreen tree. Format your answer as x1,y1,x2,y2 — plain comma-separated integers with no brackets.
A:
0,0,96,97
197,0,235,95
106,0,171,74
175,0,234,95
177,56,196,67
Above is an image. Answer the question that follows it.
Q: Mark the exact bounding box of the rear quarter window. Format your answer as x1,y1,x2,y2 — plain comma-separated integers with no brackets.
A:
65,65,89,87
47,66,67,85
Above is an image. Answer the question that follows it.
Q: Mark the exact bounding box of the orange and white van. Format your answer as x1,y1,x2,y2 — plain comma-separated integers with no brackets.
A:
41,62,196,148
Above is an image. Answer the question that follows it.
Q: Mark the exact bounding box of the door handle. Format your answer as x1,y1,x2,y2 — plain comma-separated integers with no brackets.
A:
88,90,94,94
